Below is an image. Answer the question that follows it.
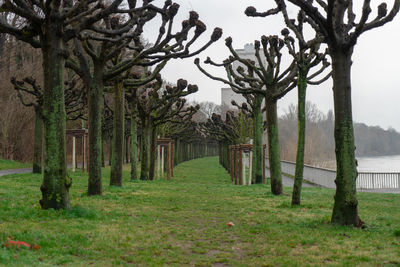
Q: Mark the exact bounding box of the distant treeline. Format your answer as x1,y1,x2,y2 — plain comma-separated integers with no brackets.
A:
354,124,400,156
279,102,400,168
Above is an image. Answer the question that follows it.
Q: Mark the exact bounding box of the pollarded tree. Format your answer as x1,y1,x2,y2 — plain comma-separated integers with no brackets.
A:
195,36,297,195
281,0,400,226
0,0,127,209
11,76,86,174
104,3,222,185
149,94,200,180
231,97,262,184
131,76,199,180
246,2,331,205
200,111,249,170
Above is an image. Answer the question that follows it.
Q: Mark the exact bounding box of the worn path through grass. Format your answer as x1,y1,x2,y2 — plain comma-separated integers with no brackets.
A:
0,157,400,266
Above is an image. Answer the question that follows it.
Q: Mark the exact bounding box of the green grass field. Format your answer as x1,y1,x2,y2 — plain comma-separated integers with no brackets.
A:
0,157,399,266
0,158,30,171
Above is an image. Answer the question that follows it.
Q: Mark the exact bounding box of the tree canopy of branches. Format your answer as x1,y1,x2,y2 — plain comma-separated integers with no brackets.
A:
246,0,331,205
195,35,298,195
0,0,133,209
11,76,85,174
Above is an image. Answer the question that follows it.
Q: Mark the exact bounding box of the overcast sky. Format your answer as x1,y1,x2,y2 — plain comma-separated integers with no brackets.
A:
142,0,400,131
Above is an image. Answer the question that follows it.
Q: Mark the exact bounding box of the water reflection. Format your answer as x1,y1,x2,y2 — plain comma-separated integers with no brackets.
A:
357,155,400,172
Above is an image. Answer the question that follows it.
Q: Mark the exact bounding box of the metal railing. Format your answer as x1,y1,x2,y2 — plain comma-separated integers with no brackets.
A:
266,158,400,189
357,172,400,189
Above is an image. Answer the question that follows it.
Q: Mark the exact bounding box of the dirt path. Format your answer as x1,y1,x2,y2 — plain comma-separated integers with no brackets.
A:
0,168,32,177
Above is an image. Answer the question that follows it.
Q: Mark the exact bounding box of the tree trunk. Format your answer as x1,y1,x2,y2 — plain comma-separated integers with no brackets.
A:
252,94,263,184
125,135,129,163
109,136,112,166
130,102,138,180
110,82,124,186
140,117,151,180
88,74,104,195
292,68,308,206
266,99,283,195
149,126,157,180
330,48,359,226
39,28,70,210
33,111,43,174
101,132,105,168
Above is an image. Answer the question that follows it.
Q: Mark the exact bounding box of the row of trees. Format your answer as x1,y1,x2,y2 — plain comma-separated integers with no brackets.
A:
1,0,399,227
0,0,222,210
198,0,400,226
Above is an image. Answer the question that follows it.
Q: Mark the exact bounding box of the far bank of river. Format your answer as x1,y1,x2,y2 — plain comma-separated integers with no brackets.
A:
357,155,400,172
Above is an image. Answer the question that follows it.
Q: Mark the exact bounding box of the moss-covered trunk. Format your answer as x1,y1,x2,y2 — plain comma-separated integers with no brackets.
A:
109,136,112,166
266,99,282,195
140,116,151,180
252,94,263,184
39,27,70,210
110,82,124,186
88,73,104,195
149,126,157,180
130,102,138,180
125,135,129,164
292,69,308,206
33,111,43,174
330,48,359,226
101,132,105,168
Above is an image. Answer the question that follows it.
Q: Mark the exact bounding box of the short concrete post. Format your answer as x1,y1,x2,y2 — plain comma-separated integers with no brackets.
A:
242,151,245,185
161,146,165,178
72,136,76,173
249,151,252,185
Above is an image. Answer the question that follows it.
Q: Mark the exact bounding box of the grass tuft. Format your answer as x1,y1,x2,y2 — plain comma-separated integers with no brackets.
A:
61,205,101,220
394,229,400,237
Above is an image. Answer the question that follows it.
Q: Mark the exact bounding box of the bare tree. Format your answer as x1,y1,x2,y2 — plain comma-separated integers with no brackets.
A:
280,0,400,226
246,1,331,205
11,76,85,174
195,36,297,195
0,0,131,209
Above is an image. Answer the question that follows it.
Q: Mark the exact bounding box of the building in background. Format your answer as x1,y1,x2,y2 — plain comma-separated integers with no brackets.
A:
220,43,266,110
220,43,268,144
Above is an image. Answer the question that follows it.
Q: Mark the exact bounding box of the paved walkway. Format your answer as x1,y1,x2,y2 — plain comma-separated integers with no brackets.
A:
0,168,32,177
265,168,315,188
281,174,315,188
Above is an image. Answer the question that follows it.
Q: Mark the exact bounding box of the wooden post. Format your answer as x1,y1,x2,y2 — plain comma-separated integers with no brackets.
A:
230,146,234,182
86,132,89,172
72,136,76,173
262,144,266,184
171,141,175,177
82,135,85,172
234,146,239,185
161,146,165,178
157,145,161,179
167,142,171,180
238,146,243,185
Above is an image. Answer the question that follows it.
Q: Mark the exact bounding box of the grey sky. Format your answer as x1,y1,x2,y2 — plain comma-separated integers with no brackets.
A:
142,0,400,131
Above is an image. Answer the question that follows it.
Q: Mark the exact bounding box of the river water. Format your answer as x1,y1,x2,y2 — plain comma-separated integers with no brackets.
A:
357,155,400,172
